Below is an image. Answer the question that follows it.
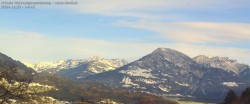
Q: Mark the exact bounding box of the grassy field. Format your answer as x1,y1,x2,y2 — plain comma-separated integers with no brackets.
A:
177,100,206,104
167,98,215,104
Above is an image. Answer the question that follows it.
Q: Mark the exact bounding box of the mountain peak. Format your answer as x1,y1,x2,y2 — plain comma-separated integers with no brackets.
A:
193,55,249,74
151,48,194,62
88,56,102,61
134,48,201,71
152,48,178,54
195,55,214,59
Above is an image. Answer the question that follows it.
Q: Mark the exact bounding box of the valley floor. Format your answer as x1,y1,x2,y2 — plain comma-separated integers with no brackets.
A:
169,98,218,104
177,101,212,104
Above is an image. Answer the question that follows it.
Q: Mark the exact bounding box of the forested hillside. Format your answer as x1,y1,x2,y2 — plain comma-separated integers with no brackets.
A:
33,73,178,104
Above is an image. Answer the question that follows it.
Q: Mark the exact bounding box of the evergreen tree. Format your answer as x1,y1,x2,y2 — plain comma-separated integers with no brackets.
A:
223,90,239,104
241,87,250,104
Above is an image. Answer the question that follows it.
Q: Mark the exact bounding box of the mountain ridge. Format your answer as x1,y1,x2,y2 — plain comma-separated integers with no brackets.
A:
2,48,250,100
0,52,35,74
23,56,128,80
84,48,250,99
193,55,250,74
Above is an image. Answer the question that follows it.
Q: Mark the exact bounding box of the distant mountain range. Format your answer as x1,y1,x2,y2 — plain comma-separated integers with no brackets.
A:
0,52,175,103
4,48,250,100
23,56,128,80
84,48,250,99
193,55,249,74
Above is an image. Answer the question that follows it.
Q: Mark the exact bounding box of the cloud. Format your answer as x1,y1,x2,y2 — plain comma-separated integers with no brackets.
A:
66,0,249,19
0,31,250,65
171,44,250,64
115,21,250,44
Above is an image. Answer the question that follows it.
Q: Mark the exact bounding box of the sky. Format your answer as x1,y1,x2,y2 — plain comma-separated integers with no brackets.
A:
0,0,250,64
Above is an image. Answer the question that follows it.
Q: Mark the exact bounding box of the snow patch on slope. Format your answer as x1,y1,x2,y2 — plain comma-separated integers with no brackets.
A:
158,85,170,92
119,67,155,78
121,76,139,87
222,82,242,87
175,81,189,87
135,78,158,84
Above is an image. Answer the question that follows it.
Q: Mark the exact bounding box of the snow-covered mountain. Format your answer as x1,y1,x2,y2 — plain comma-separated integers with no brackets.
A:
23,59,86,72
85,48,250,99
193,55,250,74
86,48,204,97
58,56,128,80
23,56,128,80
84,56,128,73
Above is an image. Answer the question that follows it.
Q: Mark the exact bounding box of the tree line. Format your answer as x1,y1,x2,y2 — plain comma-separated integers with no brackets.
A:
222,87,250,104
